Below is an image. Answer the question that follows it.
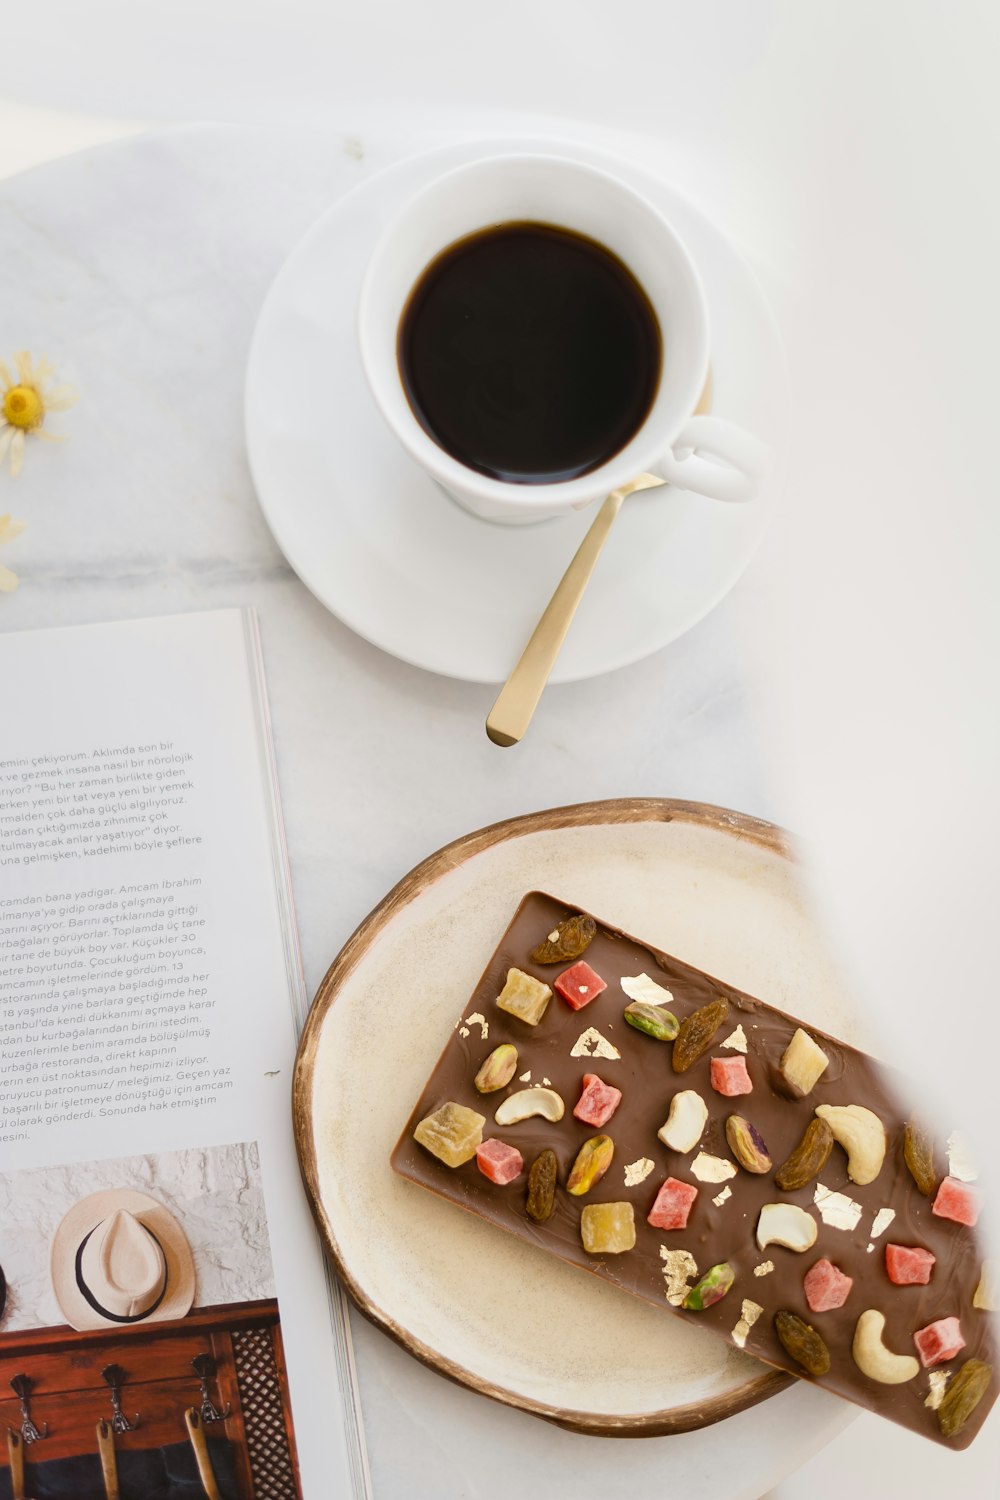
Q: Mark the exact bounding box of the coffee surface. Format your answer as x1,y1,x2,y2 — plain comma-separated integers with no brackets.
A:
397,222,661,484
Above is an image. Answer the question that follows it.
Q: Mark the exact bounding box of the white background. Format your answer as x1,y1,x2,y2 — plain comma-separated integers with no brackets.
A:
1,3,998,1495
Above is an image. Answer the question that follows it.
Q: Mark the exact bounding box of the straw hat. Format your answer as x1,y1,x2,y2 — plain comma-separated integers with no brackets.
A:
51,1189,195,1331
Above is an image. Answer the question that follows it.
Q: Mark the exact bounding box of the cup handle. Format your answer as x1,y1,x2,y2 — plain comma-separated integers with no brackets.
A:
657,415,770,504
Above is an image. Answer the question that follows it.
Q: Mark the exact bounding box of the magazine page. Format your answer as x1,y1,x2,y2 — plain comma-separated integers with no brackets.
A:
0,608,367,1499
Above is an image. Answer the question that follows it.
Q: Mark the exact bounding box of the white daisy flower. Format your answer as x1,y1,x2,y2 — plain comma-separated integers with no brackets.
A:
0,512,26,592
0,350,78,477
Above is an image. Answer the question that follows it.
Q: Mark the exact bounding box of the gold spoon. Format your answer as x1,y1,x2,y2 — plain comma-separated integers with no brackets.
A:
485,372,713,747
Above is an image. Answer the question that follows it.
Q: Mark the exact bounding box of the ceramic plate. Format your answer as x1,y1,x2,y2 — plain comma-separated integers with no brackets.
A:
245,138,787,684
294,800,864,1434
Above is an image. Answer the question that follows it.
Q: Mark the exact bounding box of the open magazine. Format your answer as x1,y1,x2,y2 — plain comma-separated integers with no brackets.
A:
0,609,370,1500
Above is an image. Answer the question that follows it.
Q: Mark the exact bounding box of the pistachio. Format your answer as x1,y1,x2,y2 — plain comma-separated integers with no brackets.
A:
815,1104,887,1185
530,913,596,964
725,1115,772,1174
657,1090,708,1154
774,1310,831,1377
937,1359,992,1439
774,1117,834,1191
756,1202,818,1253
526,1148,558,1223
566,1134,615,1196
623,1000,679,1041
903,1120,937,1197
474,1044,519,1094
672,998,729,1073
494,1087,565,1126
683,1261,735,1311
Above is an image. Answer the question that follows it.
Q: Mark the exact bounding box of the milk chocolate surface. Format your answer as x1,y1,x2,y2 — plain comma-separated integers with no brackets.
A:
391,892,996,1446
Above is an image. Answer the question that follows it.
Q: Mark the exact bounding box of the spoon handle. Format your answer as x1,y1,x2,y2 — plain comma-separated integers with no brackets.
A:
485,486,632,747
485,373,714,747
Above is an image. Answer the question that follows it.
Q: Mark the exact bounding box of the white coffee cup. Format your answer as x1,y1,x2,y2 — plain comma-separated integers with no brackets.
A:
359,154,768,526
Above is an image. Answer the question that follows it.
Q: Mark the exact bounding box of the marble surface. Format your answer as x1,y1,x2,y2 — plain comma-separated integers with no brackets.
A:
0,121,995,1500
0,1140,274,1330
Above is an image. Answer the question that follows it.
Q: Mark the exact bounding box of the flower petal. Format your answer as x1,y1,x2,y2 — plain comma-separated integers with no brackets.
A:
14,351,34,384
9,429,25,477
0,562,19,592
34,428,67,444
0,427,13,467
0,514,26,542
43,386,78,412
0,360,11,389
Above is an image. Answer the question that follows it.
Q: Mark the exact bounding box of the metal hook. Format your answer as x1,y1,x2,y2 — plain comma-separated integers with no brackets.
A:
9,1375,47,1443
100,1365,139,1434
191,1353,231,1423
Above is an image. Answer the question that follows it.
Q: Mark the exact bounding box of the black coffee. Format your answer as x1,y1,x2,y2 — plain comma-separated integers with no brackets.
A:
397,221,661,485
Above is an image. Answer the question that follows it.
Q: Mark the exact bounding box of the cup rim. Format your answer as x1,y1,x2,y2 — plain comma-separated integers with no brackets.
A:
358,151,710,510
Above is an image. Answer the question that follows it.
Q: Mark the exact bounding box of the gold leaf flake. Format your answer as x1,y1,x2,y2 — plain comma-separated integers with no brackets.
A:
691,1152,737,1184
660,1247,698,1306
732,1298,764,1348
570,1027,621,1060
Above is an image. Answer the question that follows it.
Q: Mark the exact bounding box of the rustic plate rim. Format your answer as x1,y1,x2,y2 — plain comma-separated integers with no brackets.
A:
292,797,795,1436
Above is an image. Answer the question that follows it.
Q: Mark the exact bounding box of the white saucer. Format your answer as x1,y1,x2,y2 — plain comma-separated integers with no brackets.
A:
245,137,787,684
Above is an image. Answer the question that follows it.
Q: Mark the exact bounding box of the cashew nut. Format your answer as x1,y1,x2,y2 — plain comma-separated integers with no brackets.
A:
658,1090,708,1153
852,1309,920,1384
814,1104,887,1185
756,1202,818,1253
974,1259,999,1312
494,1087,564,1125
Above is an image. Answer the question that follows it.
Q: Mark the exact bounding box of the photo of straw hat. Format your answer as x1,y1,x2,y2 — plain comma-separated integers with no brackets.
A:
51,1189,196,1331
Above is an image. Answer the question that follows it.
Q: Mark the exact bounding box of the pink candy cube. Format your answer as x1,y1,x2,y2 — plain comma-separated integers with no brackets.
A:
803,1257,853,1312
647,1176,699,1231
885,1243,936,1286
476,1138,524,1186
709,1055,753,1097
554,960,607,1011
913,1316,966,1369
573,1072,622,1127
931,1175,981,1227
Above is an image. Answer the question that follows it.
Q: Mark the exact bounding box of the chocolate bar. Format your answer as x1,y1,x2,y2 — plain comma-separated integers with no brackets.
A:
391,892,997,1446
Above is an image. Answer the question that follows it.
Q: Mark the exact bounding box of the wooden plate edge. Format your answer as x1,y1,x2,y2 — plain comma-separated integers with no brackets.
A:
292,797,797,1435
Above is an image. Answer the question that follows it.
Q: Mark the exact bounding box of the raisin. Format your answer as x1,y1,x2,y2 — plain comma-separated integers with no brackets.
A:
530,913,596,964
525,1149,558,1223
672,998,729,1073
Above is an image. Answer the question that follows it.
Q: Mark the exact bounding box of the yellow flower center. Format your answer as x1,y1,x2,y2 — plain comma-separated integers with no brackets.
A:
3,385,43,430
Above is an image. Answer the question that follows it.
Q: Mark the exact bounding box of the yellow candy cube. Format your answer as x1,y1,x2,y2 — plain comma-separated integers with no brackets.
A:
580,1201,636,1255
496,967,552,1026
413,1102,485,1167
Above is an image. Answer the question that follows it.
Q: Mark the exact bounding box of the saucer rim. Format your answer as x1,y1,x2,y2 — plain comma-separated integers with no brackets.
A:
244,133,788,684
